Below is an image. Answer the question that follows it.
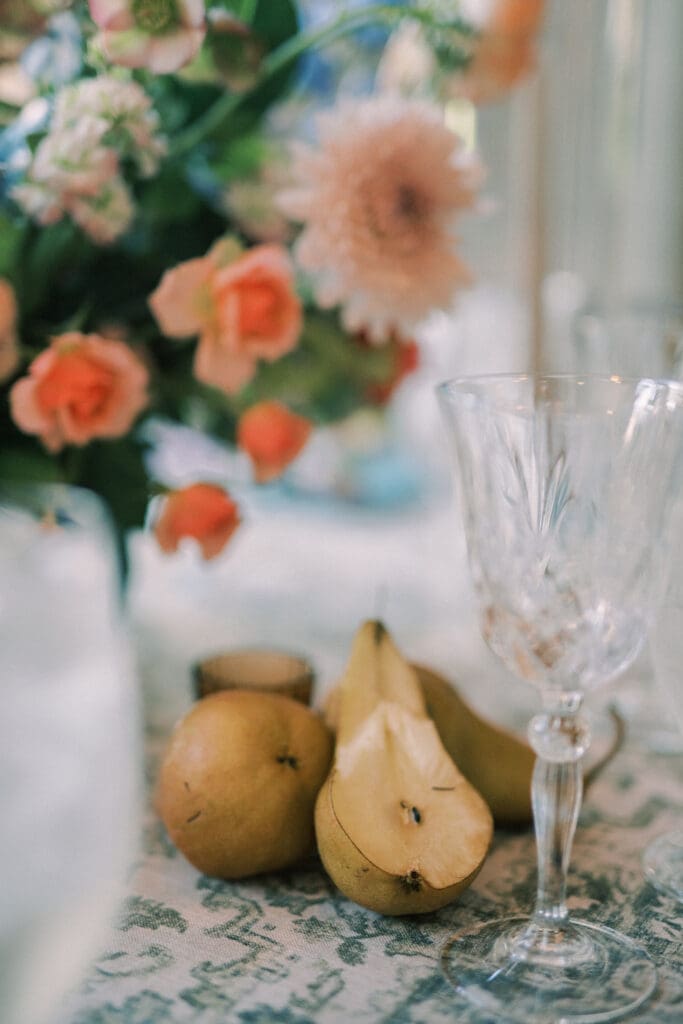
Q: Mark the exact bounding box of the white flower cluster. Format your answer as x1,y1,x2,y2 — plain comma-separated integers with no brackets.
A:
12,75,166,244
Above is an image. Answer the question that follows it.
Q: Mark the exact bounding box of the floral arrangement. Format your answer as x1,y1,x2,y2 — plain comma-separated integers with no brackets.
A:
0,0,544,560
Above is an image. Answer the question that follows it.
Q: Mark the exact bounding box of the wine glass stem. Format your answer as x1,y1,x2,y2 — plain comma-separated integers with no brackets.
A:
532,755,582,927
529,701,589,930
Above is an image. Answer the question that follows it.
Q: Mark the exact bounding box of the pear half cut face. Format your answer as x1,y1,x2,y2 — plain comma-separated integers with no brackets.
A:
332,702,493,891
315,621,493,915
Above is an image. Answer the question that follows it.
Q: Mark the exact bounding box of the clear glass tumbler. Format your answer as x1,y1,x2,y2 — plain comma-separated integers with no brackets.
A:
575,302,683,753
0,483,141,1024
641,495,683,903
438,374,683,1023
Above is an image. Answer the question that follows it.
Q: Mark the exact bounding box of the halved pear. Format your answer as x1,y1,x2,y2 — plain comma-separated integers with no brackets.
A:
315,621,493,916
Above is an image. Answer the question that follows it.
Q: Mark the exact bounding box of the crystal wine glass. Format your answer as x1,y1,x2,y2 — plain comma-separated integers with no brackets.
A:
437,373,683,1023
0,483,140,1024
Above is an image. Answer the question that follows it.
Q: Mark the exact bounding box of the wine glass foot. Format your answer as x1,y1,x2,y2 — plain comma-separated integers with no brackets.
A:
440,915,656,1023
643,829,683,902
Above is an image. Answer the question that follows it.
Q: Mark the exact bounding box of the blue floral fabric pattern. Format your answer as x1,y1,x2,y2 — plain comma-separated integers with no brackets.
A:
58,732,683,1023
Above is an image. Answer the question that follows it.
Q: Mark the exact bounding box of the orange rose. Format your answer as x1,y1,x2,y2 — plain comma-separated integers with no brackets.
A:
153,483,241,560
0,278,19,383
457,0,545,105
9,331,149,452
148,242,302,395
237,401,312,483
492,0,545,35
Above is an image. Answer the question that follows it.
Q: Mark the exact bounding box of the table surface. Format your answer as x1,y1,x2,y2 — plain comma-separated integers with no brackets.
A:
57,493,683,1024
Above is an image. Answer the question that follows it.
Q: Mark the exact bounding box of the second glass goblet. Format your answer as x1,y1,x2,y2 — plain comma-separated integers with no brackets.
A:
0,484,141,1024
438,374,683,1023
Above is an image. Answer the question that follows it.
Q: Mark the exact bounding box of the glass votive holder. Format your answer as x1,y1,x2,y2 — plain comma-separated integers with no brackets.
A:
193,649,315,705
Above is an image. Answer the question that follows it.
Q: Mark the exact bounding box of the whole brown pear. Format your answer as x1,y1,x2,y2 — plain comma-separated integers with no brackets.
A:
156,690,333,878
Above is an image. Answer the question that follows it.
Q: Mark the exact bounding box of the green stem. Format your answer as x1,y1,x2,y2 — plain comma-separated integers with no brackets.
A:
172,4,473,157
237,0,258,23
60,446,85,487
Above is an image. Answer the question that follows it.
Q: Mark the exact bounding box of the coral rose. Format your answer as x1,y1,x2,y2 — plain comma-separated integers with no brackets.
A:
89,0,206,74
9,332,149,452
0,278,19,383
153,482,240,559
457,0,546,104
237,401,312,483
149,242,302,395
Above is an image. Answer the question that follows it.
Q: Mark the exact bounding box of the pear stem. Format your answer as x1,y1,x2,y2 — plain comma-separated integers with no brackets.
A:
527,692,590,931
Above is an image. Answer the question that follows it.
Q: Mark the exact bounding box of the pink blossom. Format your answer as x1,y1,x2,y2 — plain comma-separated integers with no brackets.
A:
149,243,302,395
89,0,206,74
10,332,149,452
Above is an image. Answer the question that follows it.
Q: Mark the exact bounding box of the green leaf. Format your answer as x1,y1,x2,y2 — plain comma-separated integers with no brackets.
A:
0,446,63,484
227,310,396,424
75,435,151,535
233,0,300,117
138,165,204,224
208,133,269,182
0,212,24,277
17,220,90,315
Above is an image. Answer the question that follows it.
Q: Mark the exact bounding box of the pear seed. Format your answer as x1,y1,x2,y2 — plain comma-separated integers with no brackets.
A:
400,870,423,892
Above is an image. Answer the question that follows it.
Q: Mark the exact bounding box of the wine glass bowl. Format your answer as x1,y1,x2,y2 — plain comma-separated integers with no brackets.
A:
438,374,683,1023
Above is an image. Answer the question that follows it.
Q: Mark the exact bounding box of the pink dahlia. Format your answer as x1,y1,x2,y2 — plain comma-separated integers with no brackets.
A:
89,0,206,74
277,94,480,340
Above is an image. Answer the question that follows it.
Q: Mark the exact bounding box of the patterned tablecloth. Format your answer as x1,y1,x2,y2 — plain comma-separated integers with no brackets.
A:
57,495,683,1024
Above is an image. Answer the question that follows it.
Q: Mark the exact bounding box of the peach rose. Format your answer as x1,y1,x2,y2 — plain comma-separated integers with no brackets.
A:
10,332,149,452
153,482,240,559
237,401,312,483
148,242,302,395
0,278,19,383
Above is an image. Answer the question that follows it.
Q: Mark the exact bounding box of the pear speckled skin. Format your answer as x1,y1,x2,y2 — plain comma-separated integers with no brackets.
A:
156,690,333,879
314,621,493,916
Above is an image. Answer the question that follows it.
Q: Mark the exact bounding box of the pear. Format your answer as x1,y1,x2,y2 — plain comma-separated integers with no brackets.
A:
314,621,493,916
416,665,535,826
156,690,333,878
322,666,534,825
417,666,625,827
